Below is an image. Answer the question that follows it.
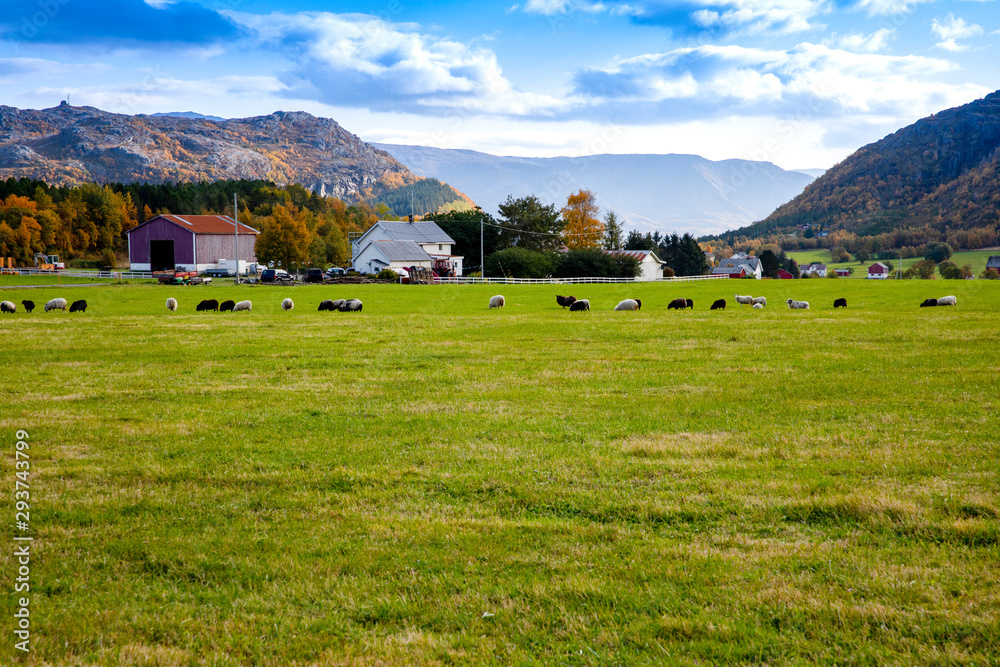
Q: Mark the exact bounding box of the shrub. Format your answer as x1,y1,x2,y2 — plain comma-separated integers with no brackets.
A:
903,260,937,279
924,242,953,263
376,269,398,281
484,248,556,279
662,267,675,278
938,261,962,280
554,248,640,279
980,268,1000,280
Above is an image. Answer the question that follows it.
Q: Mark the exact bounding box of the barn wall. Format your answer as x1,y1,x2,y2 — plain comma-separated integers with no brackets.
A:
128,219,194,266
195,234,258,265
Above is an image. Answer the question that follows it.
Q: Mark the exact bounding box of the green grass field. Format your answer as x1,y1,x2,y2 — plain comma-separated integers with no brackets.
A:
2,280,998,664
787,248,1000,278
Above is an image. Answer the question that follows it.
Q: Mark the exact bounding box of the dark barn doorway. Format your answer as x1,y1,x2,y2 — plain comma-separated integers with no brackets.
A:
150,240,175,272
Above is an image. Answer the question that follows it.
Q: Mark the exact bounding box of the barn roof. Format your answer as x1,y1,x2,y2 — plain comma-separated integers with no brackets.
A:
717,256,760,271
377,221,453,244
371,240,433,262
604,249,662,263
129,215,259,236
986,256,1000,269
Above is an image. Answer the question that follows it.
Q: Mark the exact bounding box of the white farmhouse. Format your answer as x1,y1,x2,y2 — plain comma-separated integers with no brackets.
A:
604,249,667,281
351,219,463,276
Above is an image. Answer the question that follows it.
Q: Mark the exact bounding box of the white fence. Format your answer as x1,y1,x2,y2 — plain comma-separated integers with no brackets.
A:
1,268,154,280
421,274,729,285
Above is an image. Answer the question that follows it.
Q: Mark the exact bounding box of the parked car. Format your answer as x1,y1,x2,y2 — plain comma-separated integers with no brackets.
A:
325,267,346,278
304,268,324,283
261,268,293,284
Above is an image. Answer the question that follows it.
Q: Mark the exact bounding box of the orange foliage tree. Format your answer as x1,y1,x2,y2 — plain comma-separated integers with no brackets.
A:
561,189,603,250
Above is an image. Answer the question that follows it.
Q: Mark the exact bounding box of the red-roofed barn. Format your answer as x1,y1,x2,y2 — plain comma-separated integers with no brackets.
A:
127,215,259,272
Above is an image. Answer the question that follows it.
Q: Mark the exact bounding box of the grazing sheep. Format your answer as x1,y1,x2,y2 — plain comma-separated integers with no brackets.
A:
69,299,87,313
1,300,16,313
710,299,726,310
752,296,766,307
752,303,764,309
196,299,219,312
219,300,236,312
166,298,178,312
735,294,753,305
232,300,252,312
667,298,687,310
786,299,810,309
489,295,505,309
569,299,590,311
21,300,35,313
833,298,847,308
614,299,641,311
338,298,363,312
919,298,938,308
281,298,294,311
318,299,336,311
556,295,577,308
44,297,67,312
937,295,957,306
331,299,346,310
686,298,694,309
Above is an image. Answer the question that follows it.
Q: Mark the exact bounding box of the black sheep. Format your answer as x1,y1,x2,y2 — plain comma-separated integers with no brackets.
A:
318,299,335,311
21,300,35,313
556,295,577,308
196,299,219,312
219,300,236,312
568,299,590,311
919,298,937,308
834,298,847,308
69,299,87,313
710,299,726,310
667,298,687,310
685,298,694,309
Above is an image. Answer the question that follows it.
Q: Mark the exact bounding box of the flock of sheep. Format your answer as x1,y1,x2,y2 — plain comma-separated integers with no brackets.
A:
0,298,87,313
484,292,961,312
0,292,960,316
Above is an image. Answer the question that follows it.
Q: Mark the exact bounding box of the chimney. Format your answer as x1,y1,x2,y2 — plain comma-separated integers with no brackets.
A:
408,214,414,223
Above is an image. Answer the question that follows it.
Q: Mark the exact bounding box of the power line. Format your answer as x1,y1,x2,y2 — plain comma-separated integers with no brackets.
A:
482,221,603,237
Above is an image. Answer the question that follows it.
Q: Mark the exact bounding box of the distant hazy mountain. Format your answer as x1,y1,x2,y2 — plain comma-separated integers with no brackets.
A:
373,144,815,236
792,168,827,179
0,104,470,211
744,90,1000,238
151,111,227,122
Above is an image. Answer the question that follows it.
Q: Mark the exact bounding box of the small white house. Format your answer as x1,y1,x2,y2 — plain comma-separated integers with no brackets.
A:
353,239,434,275
712,255,762,279
604,249,666,281
351,220,463,275
801,263,827,277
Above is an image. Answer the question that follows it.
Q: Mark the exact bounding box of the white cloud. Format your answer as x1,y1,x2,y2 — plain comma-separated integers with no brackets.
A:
836,28,895,52
853,0,930,15
229,11,570,117
0,58,109,79
521,0,829,35
574,43,986,121
931,13,983,51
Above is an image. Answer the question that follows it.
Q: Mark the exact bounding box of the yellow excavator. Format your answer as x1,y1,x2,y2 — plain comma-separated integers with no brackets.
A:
33,253,64,270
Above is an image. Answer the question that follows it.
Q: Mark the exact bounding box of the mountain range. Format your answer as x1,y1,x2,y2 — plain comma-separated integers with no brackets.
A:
0,103,470,211
737,89,1000,239
374,144,816,236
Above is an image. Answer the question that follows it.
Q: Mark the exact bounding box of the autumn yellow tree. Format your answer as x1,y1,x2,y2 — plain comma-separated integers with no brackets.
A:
561,189,603,250
255,204,313,270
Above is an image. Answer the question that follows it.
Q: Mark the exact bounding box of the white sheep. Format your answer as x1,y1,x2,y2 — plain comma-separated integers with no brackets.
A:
166,298,177,312
614,299,641,311
339,299,363,312
786,299,809,309
44,297,67,312
233,300,253,312
735,294,753,305
752,296,766,307
1,300,15,313
752,302,764,309
281,298,294,311
489,295,505,309
937,295,957,306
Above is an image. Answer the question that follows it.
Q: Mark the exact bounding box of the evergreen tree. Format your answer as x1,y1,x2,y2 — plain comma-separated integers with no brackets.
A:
496,194,564,252
602,210,624,250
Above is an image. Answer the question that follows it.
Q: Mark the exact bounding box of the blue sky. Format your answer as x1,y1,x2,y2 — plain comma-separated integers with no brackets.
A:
0,0,996,169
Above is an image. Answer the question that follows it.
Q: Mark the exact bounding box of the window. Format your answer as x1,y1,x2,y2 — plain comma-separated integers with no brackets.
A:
438,244,443,251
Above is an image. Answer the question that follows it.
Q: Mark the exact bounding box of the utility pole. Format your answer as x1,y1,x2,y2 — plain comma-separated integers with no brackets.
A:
480,217,484,282
234,193,239,285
